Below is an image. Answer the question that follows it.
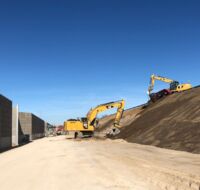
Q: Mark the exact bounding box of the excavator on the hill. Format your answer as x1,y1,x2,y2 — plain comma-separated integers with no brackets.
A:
148,74,192,102
64,100,125,138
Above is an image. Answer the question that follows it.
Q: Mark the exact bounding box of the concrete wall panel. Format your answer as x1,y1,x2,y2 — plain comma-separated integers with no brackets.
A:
19,112,45,143
0,95,12,149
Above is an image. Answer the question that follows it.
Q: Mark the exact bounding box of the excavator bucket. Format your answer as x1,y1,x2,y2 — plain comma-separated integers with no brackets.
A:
106,127,121,137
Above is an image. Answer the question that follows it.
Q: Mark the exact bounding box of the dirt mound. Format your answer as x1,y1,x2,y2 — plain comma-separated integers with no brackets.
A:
97,106,144,133
115,87,200,153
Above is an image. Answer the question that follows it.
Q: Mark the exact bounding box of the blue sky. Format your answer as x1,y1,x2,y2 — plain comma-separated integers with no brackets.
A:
0,0,200,124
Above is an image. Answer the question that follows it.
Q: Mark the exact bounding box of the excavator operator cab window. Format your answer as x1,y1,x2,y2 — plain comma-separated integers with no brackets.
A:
81,117,88,129
170,81,179,90
81,117,87,122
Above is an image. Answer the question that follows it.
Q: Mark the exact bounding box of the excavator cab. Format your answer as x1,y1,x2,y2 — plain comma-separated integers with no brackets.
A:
80,117,88,129
170,81,180,90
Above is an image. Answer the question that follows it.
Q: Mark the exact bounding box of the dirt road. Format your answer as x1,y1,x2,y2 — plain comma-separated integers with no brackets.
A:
0,136,200,190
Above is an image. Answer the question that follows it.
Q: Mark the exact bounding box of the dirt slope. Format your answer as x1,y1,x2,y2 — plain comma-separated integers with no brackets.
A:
97,105,144,133
115,87,200,153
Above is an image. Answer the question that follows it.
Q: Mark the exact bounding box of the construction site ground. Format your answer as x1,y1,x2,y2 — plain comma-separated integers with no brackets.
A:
0,135,199,190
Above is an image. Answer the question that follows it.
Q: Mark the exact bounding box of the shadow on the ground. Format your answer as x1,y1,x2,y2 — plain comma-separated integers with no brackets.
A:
0,141,33,154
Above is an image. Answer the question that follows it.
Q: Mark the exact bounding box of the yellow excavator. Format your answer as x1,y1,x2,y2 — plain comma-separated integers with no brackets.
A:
148,74,192,102
64,100,125,138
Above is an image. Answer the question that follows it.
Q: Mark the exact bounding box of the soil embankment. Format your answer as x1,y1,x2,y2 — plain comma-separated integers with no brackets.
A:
115,87,200,153
97,105,144,133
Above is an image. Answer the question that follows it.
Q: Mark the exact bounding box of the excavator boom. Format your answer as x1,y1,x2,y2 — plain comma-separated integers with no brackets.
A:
87,100,125,127
148,74,175,94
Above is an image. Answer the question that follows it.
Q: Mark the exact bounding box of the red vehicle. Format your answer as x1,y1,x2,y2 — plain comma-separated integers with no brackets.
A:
149,89,173,102
55,125,64,135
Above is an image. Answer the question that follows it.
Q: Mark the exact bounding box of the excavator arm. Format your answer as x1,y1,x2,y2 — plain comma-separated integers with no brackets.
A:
86,100,125,128
148,74,175,94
